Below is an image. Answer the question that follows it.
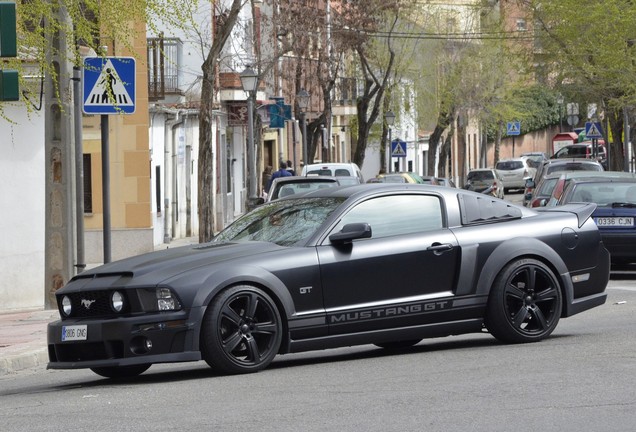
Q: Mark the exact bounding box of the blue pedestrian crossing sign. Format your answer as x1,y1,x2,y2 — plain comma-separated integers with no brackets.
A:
83,57,136,114
391,139,407,158
585,121,603,139
506,121,521,136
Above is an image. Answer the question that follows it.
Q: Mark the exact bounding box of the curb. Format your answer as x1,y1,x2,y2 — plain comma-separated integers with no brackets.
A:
0,349,49,376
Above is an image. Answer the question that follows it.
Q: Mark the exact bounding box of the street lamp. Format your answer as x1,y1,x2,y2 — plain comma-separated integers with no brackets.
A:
240,65,258,209
556,94,564,133
297,88,310,164
385,110,395,173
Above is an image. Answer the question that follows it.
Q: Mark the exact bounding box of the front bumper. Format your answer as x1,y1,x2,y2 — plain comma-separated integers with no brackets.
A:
47,309,203,369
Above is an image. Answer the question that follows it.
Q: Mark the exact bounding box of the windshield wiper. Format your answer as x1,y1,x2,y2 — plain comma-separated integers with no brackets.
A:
611,202,636,208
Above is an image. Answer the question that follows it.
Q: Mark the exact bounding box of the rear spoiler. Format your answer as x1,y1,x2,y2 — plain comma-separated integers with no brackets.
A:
536,203,597,228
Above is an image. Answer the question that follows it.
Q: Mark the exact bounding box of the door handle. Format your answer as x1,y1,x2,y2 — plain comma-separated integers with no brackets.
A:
426,243,453,256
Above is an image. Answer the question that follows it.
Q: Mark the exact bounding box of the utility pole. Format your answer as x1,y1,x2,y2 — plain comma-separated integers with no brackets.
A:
44,7,76,307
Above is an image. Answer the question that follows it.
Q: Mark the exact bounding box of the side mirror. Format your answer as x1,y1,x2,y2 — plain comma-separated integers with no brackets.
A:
329,223,372,245
255,197,265,206
525,179,535,188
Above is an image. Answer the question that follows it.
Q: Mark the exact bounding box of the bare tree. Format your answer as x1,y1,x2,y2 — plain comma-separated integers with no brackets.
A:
198,0,244,242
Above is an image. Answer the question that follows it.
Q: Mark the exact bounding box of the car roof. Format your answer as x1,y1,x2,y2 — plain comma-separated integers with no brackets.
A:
542,159,602,167
567,176,636,185
271,175,339,184
497,157,527,161
558,171,636,180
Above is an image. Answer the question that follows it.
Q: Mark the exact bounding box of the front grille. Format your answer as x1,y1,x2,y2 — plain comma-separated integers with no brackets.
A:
59,290,131,318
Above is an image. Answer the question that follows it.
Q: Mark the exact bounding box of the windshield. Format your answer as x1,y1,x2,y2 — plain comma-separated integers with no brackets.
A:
467,171,494,181
546,163,602,175
568,183,636,207
213,197,345,246
496,161,523,170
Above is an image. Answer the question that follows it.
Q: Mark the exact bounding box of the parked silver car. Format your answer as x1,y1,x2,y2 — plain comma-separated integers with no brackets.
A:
495,157,536,191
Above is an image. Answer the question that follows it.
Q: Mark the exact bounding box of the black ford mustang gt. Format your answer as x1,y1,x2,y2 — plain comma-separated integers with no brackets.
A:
47,184,610,378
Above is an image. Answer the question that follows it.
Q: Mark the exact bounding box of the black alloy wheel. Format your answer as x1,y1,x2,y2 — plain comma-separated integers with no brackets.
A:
201,285,282,374
486,258,562,344
90,364,151,379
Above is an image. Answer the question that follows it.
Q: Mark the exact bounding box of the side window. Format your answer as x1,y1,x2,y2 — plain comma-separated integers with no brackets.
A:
331,195,443,240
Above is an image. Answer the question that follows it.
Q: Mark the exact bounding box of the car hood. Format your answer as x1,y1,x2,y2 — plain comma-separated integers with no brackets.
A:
64,241,283,290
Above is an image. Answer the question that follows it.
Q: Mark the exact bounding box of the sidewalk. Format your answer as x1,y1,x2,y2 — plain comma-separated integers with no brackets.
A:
0,236,198,376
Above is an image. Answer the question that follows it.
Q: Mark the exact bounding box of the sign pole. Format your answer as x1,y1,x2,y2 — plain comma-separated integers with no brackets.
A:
101,115,111,263
83,56,136,264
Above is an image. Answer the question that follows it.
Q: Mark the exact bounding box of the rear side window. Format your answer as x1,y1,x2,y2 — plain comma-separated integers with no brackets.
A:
458,193,522,225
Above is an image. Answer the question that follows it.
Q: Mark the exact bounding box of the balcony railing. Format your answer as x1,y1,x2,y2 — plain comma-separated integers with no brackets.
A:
147,35,183,101
332,77,361,106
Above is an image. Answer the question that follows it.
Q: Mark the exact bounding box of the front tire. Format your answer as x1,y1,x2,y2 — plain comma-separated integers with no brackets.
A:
201,285,283,374
90,364,151,378
486,258,562,344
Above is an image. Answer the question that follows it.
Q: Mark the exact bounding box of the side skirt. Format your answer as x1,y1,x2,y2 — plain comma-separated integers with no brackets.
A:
287,318,484,353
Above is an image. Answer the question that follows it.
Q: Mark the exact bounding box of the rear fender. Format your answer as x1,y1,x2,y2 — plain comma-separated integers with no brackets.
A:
475,237,572,304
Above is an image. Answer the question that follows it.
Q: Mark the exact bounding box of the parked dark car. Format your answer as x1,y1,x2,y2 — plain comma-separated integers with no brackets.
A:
523,159,604,206
528,171,627,208
48,185,609,378
548,176,636,264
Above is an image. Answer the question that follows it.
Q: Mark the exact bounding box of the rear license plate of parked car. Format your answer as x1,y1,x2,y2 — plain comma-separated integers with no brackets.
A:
61,325,87,341
595,217,634,227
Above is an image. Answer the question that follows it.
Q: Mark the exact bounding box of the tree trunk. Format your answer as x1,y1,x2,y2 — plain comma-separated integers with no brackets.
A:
428,110,451,176
198,72,215,243
607,107,624,171
197,0,243,242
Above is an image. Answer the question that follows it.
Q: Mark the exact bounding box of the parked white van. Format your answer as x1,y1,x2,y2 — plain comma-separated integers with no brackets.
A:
301,162,364,184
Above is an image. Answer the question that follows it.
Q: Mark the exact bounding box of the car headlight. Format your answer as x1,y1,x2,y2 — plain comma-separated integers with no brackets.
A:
111,291,124,312
61,296,72,317
156,288,181,311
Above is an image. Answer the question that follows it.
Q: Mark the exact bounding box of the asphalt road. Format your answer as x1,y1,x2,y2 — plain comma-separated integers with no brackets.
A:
1,278,635,432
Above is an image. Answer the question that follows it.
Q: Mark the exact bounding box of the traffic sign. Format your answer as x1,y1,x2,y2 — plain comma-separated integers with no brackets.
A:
391,139,406,158
585,121,603,139
506,121,521,136
83,57,136,114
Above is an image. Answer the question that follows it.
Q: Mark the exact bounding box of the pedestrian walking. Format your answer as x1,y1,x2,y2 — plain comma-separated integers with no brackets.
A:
266,163,292,192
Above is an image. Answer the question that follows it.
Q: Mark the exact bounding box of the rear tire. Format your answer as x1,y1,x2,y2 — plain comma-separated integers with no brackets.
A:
486,258,562,344
201,285,282,374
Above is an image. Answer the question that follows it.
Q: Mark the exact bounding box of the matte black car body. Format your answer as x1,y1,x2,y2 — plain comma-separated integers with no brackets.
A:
47,184,610,377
